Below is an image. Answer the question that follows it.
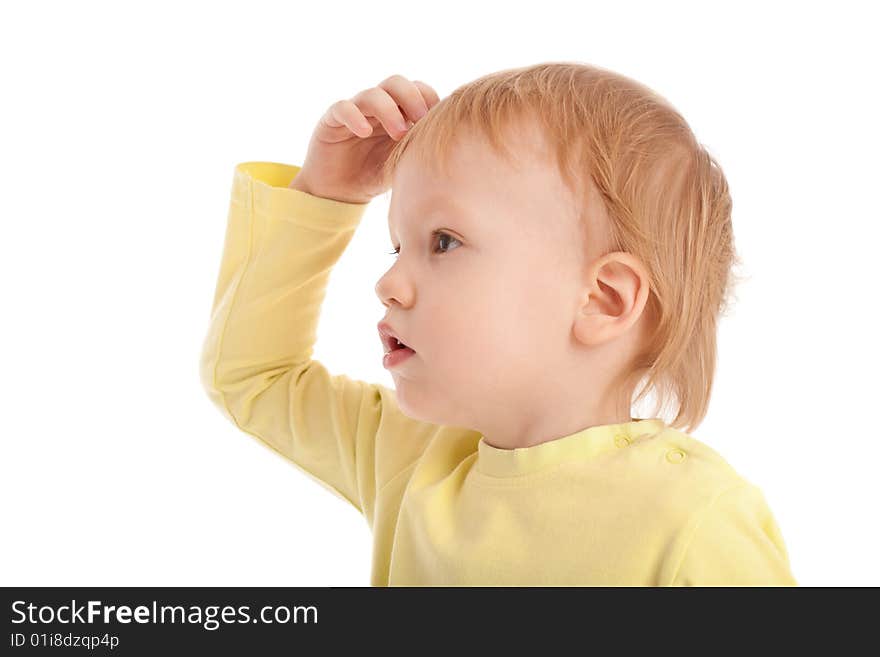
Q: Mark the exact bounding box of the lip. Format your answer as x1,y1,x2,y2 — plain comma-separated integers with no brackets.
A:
383,346,415,369
377,321,415,355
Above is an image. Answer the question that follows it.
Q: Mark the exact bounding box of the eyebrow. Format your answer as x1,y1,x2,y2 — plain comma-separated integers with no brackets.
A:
389,196,469,241
418,195,463,212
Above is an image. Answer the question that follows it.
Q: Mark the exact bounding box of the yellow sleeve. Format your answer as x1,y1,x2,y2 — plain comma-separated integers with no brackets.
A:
670,482,798,586
199,161,438,528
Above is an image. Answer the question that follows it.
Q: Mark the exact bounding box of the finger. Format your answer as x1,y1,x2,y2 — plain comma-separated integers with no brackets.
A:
411,80,441,110
325,99,373,138
351,86,411,140
378,74,430,123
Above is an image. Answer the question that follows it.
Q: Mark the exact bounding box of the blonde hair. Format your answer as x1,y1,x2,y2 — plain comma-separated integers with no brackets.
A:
381,61,745,434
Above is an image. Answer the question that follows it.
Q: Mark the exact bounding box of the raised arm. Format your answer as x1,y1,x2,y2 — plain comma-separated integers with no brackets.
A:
199,161,441,528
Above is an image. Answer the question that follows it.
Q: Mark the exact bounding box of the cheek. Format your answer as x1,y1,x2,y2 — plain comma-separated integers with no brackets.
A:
485,259,570,358
463,271,547,362
416,286,500,376
421,256,565,375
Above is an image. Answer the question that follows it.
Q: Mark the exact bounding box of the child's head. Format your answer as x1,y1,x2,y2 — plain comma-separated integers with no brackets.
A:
375,62,742,438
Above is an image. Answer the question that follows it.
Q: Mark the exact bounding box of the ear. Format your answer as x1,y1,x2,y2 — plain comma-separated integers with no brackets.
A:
573,252,651,347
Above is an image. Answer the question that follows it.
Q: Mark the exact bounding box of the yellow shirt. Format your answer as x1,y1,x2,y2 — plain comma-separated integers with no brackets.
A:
200,161,798,587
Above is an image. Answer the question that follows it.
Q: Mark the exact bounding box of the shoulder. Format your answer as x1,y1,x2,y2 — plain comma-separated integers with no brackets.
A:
627,424,747,497
627,426,797,585
667,476,798,585
620,424,767,538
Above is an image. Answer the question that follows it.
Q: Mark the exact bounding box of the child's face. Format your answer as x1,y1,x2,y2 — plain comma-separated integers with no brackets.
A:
376,125,620,438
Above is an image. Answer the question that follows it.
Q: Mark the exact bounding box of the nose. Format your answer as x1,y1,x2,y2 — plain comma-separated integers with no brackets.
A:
375,266,411,309
375,274,395,309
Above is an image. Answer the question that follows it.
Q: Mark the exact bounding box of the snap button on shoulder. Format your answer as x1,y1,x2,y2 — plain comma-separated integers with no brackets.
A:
614,434,631,448
665,448,686,464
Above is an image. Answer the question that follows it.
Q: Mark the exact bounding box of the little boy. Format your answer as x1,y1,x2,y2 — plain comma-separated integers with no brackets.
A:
200,63,797,586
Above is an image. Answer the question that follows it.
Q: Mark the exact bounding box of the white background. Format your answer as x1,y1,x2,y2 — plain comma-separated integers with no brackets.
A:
1,0,877,587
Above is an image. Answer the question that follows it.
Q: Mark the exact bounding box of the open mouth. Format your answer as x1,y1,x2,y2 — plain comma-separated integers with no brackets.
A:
379,322,416,356
391,337,414,352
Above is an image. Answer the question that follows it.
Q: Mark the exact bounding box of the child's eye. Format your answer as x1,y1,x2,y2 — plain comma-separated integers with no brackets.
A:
387,230,461,257
432,231,461,254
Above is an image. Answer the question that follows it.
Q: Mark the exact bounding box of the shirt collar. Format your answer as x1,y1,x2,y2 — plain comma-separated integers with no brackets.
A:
476,417,667,478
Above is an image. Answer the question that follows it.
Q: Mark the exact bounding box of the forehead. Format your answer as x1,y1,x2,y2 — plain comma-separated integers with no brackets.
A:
388,192,469,233
388,125,572,237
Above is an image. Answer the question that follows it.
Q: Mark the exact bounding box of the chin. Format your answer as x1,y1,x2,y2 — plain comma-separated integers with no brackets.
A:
393,386,441,425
